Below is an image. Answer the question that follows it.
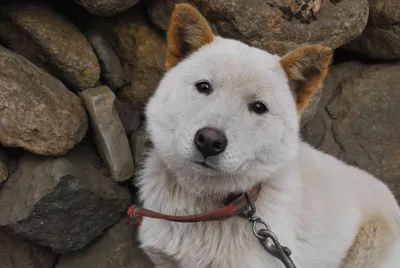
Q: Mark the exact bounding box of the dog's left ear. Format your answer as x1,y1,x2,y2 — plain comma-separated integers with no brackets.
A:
280,44,333,114
165,3,214,70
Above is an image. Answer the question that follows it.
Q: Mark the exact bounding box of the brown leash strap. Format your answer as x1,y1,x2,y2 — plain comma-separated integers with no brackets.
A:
127,183,261,225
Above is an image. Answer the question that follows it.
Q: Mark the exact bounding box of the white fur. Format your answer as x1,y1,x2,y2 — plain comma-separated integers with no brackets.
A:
136,36,400,267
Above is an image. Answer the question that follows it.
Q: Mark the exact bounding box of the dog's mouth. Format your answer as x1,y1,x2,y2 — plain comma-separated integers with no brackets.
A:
192,161,215,170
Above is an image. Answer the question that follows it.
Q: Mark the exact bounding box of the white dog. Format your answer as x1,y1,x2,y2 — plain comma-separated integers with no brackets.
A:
132,4,400,268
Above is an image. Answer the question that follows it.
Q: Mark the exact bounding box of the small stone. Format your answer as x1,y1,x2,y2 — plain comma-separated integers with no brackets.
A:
106,10,166,110
302,61,400,201
148,0,369,56
0,230,56,268
0,141,131,253
0,45,88,155
56,217,153,268
74,0,142,17
130,127,153,168
0,149,7,184
2,2,100,90
81,86,135,182
86,30,131,90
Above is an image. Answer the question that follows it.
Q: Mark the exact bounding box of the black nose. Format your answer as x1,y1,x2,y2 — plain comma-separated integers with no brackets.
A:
194,127,227,158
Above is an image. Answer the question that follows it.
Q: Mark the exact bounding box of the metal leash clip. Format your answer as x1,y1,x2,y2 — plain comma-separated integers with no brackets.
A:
244,193,297,268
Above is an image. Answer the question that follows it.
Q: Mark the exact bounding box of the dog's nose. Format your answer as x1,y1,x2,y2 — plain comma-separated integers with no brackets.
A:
194,127,227,158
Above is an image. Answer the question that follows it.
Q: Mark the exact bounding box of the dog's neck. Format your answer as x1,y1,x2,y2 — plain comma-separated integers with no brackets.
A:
137,150,301,218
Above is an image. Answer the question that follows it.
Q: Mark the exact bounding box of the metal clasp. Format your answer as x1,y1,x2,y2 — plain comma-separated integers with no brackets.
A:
249,217,297,268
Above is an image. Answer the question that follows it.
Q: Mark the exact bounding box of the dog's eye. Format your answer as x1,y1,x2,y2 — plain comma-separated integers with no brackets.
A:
195,80,212,95
248,101,268,114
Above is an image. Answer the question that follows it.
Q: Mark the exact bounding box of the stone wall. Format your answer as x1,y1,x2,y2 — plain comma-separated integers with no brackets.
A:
0,0,399,267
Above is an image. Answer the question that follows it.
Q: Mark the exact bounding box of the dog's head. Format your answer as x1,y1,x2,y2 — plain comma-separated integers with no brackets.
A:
145,4,332,197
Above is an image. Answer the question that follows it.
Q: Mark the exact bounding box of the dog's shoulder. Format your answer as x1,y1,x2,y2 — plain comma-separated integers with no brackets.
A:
298,142,397,209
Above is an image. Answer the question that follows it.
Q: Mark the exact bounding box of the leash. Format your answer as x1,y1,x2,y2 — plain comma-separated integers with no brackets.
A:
128,183,296,268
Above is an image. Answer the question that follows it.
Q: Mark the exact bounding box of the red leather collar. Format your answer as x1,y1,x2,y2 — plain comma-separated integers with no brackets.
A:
128,183,262,225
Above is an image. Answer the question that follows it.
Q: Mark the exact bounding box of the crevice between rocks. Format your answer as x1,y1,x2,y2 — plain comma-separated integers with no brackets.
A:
334,47,400,65
51,254,61,268
324,85,346,158
325,105,345,157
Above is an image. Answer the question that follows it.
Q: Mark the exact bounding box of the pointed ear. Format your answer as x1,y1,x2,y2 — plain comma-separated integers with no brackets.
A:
280,45,333,114
165,3,214,70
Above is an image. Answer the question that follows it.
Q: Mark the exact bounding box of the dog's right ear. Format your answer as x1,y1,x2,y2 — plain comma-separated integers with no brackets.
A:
165,3,214,70
280,44,332,114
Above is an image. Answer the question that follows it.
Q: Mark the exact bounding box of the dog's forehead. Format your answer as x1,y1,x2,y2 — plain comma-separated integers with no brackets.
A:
182,37,286,95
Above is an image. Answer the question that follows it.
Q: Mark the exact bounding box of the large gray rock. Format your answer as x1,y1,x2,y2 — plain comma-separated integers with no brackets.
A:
0,149,7,184
81,86,135,182
56,217,153,268
0,141,131,253
74,0,142,17
0,230,56,268
345,0,400,60
148,0,369,56
302,61,400,201
0,46,88,155
0,2,100,90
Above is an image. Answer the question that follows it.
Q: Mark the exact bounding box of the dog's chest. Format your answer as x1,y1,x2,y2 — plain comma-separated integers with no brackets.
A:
139,217,284,268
